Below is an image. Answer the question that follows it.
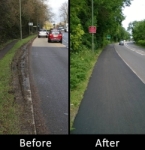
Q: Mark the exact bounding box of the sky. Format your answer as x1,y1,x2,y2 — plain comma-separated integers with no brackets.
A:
45,0,67,24
45,0,145,28
122,0,145,30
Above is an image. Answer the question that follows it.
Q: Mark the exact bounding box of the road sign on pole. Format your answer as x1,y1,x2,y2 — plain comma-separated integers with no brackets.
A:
92,0,94,53
107,35,111,39
28,22,33,26
89,26,97,33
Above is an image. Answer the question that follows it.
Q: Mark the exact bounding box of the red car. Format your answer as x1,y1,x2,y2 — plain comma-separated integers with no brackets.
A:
48,30,62,43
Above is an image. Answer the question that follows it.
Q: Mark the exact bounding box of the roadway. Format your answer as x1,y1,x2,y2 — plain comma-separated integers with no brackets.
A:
29,36,68,134
71,42,145,134
62,32,68,48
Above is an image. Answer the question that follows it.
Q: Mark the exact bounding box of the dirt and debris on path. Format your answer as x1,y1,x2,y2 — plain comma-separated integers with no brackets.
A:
11,40,36,134
1,38,49,134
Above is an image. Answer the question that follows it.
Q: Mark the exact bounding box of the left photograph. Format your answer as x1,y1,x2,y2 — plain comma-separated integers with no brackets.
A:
0,0,68,134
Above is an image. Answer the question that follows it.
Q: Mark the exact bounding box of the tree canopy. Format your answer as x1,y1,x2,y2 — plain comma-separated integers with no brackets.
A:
0,0,53,44
128,20,145,42
70,0,132,52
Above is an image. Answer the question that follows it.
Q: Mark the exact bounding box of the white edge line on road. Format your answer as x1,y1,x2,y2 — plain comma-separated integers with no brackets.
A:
63,40,68,44
62,44,68,48
114,45,145,84
62,39,68,48
124,43,145,55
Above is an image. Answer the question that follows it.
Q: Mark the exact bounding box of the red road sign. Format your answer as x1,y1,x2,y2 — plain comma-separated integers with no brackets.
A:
89,26,96,33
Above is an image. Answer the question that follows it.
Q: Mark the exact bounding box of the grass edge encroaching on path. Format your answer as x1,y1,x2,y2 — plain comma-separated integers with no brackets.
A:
0,35,36,134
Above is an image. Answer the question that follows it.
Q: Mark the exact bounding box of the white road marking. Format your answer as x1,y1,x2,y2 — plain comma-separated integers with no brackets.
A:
124,43,145,55
63,39,68,43
114,45,145,84
62,39,68,48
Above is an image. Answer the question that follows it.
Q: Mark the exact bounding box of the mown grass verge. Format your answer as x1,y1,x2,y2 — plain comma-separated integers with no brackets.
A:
70,48,103,130
0,35,36,134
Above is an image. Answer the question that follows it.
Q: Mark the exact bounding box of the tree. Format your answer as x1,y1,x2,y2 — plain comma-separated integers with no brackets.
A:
130,20,145,41
0,0,54,43
70,0,133,52
59,1,68,23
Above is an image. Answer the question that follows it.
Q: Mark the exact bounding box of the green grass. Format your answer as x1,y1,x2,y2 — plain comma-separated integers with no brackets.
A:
0,35,36,134
0,39,17,51
70,48,103,130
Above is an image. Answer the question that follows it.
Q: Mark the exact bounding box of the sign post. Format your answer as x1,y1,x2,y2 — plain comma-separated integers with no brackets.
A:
89,26,96,33
89,0,97,53
28,22,33,35
89,25,97,53
19,0,22,40
107,35,111,40
92,0,93,52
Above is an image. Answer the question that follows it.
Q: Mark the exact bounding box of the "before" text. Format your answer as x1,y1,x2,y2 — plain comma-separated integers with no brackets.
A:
20,138,52,147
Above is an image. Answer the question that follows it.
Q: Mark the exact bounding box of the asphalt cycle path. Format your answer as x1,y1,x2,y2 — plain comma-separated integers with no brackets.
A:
71,44,145,134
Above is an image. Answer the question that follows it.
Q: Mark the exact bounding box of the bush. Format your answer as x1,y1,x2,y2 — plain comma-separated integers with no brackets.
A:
70,24,84,52
103,39,111,47
70,49,96,90
137,40,145,46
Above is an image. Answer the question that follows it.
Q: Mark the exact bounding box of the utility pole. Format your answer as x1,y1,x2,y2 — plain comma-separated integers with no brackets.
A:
29,18,30,35
92,0,94,52
19,0,22,40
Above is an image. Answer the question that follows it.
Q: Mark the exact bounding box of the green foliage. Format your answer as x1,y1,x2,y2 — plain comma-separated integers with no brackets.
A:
103,39,111,46
137,40,145,47
0,0,51,44
70,49,93,90
70,24,84,51
70,0,133,52
112,25,130,41
130,20,145,42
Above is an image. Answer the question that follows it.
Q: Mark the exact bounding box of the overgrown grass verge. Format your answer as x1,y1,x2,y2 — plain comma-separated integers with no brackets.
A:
70,48,103,130
0,35,36,134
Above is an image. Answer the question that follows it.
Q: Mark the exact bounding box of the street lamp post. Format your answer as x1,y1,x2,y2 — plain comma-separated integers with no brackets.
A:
92,0,94,52
19,0,22,40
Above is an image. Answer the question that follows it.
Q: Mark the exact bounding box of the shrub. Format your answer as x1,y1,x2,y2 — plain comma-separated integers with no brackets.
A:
137,40,145,46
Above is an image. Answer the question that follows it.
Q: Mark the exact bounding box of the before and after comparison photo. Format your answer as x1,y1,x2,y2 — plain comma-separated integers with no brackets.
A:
0,0,145,147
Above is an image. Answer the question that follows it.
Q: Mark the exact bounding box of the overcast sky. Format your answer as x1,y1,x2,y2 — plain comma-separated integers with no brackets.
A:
122,0,145,30
45,0,67,24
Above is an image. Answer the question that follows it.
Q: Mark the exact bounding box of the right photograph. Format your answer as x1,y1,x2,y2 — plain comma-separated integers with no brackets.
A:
70,0,145,134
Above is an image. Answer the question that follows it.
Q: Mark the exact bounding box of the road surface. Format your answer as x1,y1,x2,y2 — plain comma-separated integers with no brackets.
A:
29,37,68,134
71,43,145,134
62,32,68,48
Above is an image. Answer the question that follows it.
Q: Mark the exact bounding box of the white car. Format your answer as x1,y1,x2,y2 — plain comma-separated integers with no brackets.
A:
38,29,47,38
119,41,124,45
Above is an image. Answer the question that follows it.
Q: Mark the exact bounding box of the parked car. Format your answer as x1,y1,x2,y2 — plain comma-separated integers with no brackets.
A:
38,29,47,38
48,29,62,43
119,41,124,45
